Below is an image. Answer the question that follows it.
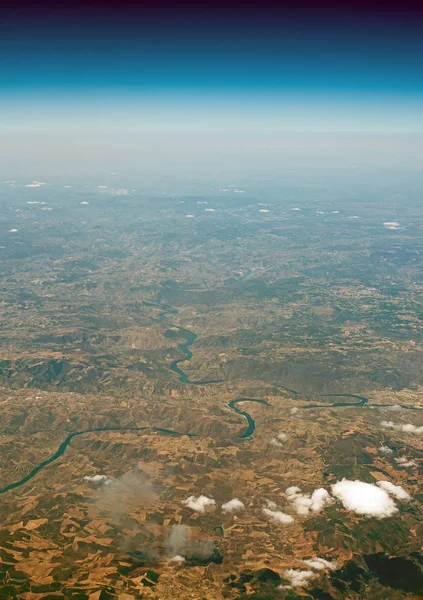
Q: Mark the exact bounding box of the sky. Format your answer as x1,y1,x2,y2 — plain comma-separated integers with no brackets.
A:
1,0,423,134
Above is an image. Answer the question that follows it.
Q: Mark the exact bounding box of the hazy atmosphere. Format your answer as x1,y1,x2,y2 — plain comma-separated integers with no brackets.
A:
1,1,423,599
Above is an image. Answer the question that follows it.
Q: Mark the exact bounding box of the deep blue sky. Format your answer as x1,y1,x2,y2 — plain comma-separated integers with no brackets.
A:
1,0,423,132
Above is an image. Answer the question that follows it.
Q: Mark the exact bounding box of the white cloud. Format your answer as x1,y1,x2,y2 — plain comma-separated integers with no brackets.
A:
168,554,185,564
290,407,299,415
97,185,108,189
282,569,316,588
301,557,337,570
83,474,113,484
9,228,18,233
383,221,400,230
348,215,360,219
185,214,195,218
27,201,39,204
80,201,89,205
291,207,301,211
259,209,270,213
379,445,393,455
381,420,423,434
182,495,216,513
221,498,245,513
286,486,301,496
269,432,288,448
262,507,294,525
376,481,411,501
111,188,130,196
204,208,216,212
332,210,340,213
286,487,332,516
331,479,398,518
233,189,245,193
25,181,46,188
394,457,417,468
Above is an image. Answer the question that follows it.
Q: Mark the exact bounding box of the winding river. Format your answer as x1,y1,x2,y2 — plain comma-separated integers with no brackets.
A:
2,294,417,496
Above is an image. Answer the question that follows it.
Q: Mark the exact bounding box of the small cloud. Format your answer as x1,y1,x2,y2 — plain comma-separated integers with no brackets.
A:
290,407,299,415
197,201,208,204
185,214,195,218
204,208,216,212
301,557,337,570
347,215,360,219
27,201,39,204
83,474,113,484
316,211,325,214
376,480,411,501
233,189,245,193
383,221,400,230
379,445,393,455
182,495,216,513
111,188,130,196
9,228,18,233
259,209,270,213
269,432,288,447
381,420,423,434
291,207,301,211
332,210,340,214
97,185,108,189
286,487,332,516
218,188,230,192
331,479,398,518
80,201,89,205
281,569,316,588
168,554,185,565
394,457,417,468
387,404,402,411
221,498,245,513
25,181,46,188
262,506,294,525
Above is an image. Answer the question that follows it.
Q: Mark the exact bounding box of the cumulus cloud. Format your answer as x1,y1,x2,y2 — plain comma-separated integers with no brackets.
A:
185,214,195,218
9,228,18,233
269,432,288,448
395,457,417,468
83,474,113,484
282,569,316,588
111,188,130,196
383,221,400,230
291,207,301,211
379,445,393,455
221,498,245,513
381,420,423,434
168,554,185,564
204,208,216,212
331,479,398,518
182,495,216,513
80,201,89,205
301,557,337,570
262,506,294,525
286,487,332,516
259,209,270,213
376,480,411,501
25,181,46,187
